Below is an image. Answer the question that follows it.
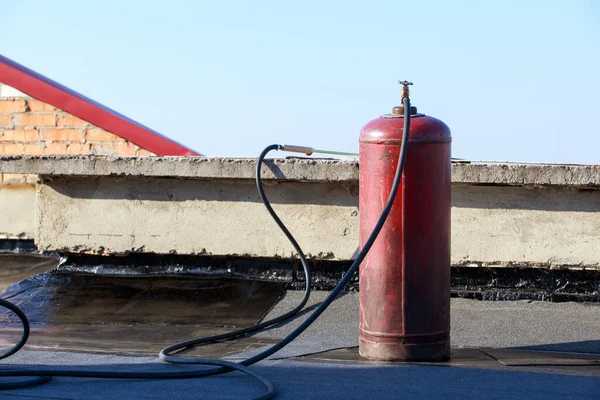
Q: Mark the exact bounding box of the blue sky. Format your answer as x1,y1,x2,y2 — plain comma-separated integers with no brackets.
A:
2,1,599,162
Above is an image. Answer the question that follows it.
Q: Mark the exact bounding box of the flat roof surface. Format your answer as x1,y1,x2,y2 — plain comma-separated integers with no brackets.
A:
0,255,598,399
2,349,598,400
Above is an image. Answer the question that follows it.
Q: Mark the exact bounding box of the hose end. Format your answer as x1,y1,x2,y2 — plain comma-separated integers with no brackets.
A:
281,144,314,156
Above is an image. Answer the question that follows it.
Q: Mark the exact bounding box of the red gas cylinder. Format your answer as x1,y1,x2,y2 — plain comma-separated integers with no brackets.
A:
358,84,451,361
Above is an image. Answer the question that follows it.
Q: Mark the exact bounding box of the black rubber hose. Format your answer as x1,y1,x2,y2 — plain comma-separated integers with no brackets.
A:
239,96,412,365
158,143,312,359
0,298,30,360
0,298,50,388
0,98,413,400
165,94,410,365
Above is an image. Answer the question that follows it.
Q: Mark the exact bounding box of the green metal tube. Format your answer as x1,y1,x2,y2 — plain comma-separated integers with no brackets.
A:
312,149,359,157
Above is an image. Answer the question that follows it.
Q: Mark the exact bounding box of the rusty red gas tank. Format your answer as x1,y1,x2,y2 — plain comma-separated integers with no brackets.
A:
358,98,452,362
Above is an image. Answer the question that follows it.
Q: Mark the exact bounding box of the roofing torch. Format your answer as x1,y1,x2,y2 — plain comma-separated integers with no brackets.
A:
280,144,358,157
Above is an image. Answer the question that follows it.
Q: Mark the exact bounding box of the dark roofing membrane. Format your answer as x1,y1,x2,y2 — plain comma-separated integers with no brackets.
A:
0,254,598,399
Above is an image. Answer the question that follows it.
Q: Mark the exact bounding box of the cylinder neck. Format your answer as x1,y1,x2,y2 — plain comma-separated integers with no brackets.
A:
392,105,418,115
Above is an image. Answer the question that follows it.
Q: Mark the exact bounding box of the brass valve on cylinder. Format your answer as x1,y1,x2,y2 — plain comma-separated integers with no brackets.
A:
392,80,418,116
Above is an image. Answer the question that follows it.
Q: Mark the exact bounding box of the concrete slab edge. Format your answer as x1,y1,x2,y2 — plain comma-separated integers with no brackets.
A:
1,156,600,187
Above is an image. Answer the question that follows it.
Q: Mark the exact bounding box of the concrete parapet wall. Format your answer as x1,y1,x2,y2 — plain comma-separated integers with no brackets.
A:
36,176,359,259
1,156,600,187
452,184,600,268
0,156,358,182
0,184,35,239
1,156,599,269
453,163,600,188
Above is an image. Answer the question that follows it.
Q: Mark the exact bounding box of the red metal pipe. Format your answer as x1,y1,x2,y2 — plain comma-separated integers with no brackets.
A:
0,54,201,156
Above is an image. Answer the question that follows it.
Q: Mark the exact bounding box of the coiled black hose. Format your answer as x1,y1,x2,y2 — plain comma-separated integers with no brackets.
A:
0,97,413,399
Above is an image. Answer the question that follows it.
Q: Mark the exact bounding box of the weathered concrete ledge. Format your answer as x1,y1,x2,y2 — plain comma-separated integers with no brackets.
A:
1,155,599,188
452,163,600,189
0,155,358,183
1,156,599,270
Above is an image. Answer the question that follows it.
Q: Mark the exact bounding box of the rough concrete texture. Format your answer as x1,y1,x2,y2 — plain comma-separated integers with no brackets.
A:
34,174,600,268
452,184,600,268
0,155,359,182
2,155,600,187
453,163,600,188
3,156,600,267
36,176,359,259
0,184,35,239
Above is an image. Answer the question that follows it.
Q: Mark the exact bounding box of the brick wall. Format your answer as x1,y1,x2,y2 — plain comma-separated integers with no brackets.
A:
0,84,155,185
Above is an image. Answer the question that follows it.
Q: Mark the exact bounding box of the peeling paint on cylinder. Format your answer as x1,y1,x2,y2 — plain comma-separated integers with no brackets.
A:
358,113,452,361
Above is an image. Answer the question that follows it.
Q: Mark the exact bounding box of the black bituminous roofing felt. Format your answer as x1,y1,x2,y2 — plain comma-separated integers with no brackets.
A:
0,255,598,399
0,272,285,357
